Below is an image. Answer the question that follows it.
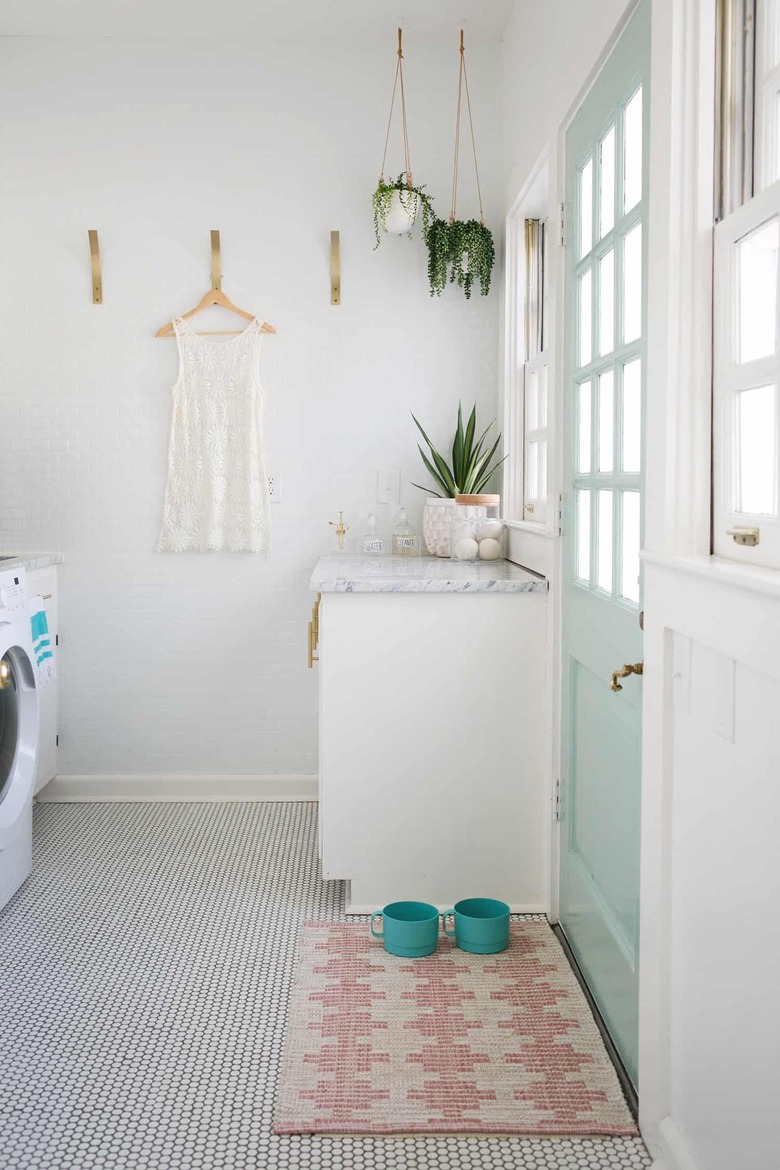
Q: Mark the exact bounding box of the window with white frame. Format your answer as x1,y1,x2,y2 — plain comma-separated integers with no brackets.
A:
521,218,549,522
714,0,780,566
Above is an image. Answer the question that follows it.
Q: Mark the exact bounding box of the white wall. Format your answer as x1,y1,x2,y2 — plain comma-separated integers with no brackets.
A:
0,34,503,779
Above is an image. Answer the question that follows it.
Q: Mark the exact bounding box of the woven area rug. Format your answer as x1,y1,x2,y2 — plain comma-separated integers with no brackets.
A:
274,921,637,1137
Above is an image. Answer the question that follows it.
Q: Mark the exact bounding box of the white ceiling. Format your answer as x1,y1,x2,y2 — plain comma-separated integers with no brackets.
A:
0,1,516,43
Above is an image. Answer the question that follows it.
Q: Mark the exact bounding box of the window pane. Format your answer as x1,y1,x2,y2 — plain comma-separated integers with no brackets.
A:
599,249,615,355
623,87,643,213
622,358,642,473
579,269,592,367
737,384,776,514
526,441,539,502
577,489,591,582
600,125,616,238
621,491,641,604
526,368,539,430
578,381,592,473
623,224,642,344
738,218,779,363
599,370,614,472
597,490,614,592
538,365,548,427
580,157,593,258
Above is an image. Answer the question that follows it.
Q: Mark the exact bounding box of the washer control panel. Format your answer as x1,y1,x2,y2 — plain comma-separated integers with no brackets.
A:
0,568,28,616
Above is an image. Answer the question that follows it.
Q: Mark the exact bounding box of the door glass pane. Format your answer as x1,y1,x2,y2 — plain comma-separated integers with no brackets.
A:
621,491,641,604
578,381,592,473
579,269,592,366
737,384,776,514
622,358,642,472
576,489,591,582
600,125,616,238
597,490,614,592
580,157,593,258
599,249,615,355
526,369,539,429
738,218,779,363
623,87,643,213
599,370,615,472
623,224,642,344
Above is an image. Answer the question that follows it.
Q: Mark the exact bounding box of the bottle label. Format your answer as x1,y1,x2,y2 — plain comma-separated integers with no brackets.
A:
363,539,384,554
396,536,416,549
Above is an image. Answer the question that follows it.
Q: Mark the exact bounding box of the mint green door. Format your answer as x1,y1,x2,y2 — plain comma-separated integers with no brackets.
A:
560,0,649,1090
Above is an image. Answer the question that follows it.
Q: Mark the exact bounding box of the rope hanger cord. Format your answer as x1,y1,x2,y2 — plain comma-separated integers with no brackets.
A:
450,29,485,225
379,27,413,187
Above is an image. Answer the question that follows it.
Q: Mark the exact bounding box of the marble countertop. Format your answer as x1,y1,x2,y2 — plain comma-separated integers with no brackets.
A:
0,552,64,572
311,554,547,594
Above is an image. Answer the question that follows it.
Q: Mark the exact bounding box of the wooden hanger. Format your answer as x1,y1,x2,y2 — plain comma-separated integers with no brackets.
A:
156,230,277,337
155,286,277,337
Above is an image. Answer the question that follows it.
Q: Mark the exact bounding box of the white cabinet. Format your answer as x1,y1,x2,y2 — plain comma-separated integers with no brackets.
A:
27,565,58,794
316,589,547,913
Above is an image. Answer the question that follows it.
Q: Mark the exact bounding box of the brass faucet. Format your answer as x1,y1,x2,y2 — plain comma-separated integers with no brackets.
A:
329,511,349,551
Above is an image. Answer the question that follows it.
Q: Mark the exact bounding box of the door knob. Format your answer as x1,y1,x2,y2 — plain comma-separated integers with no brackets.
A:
610,662,643,692
0,660,11,690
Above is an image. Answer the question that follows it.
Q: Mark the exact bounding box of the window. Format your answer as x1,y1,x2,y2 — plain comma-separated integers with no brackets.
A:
714,0,780,565
521,218,549,522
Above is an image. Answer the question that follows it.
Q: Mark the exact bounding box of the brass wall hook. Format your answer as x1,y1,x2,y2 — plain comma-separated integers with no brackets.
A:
210,230,222,291
330,231,340,305
88,230,102,304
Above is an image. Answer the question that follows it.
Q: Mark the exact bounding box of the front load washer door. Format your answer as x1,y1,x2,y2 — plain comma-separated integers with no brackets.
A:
0,652,20,800
0,644,37,908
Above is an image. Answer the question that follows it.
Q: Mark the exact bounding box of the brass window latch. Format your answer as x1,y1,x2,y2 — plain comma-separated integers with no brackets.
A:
610,662,644,692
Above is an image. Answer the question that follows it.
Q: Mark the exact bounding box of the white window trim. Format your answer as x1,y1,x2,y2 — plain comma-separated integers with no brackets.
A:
503,155,553,531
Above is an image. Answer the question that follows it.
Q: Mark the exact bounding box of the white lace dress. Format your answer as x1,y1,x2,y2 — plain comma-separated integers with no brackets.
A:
158,316,271,553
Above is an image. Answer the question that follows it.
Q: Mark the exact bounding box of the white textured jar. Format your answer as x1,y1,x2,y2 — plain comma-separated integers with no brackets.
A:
422,497,457,557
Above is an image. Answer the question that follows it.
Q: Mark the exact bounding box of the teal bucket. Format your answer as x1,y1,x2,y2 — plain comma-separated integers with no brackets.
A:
441,897,511,954
370,901,440,958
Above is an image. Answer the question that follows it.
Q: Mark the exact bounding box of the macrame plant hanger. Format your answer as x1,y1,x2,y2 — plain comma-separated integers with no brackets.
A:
379,27,413,188
450,29,485,227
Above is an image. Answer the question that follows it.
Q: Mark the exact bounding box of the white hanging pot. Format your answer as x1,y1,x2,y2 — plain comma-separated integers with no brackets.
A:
385,188,419,234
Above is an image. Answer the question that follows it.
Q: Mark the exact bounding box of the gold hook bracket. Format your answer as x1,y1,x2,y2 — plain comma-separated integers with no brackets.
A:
88,229,102,304
610,662,644,692
330,231,340,305
210,229,222,291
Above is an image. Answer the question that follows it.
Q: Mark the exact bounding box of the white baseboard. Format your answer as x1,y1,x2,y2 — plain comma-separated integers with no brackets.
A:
36,773,319,803
640,1117,699,1170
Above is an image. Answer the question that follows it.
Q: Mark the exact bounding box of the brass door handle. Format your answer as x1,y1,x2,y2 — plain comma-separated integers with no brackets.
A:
610,662,644,692
311,594,321,648
0,660,11,690
308,621,319,669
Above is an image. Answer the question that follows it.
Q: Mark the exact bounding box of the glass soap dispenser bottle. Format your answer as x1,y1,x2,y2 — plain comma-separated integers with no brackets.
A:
391,507,418,557
362,513,385,555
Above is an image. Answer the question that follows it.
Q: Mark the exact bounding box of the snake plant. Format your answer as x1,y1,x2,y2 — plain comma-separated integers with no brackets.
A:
411,402,507,497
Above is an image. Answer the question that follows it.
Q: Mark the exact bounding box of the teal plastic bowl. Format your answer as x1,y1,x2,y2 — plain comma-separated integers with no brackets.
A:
370,900,440,958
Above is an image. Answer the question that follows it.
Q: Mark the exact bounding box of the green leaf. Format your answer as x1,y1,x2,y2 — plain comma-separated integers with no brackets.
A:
452,401,465,489
474,455,508,494
417,445,454,497
412,483,443,497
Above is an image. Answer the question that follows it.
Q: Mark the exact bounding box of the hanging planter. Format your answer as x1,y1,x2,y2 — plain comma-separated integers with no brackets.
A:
426,30,495,298
373,29,434,249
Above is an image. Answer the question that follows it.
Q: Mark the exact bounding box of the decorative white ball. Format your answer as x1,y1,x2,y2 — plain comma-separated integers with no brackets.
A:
453,537,479,561
477,520,504,540
478,538,502,560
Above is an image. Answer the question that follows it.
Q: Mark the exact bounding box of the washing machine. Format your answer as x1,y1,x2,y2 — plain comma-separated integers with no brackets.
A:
0,567,39,911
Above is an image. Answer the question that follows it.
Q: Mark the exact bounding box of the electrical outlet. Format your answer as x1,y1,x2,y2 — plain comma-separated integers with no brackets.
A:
267,472,282,503
377,468,401,505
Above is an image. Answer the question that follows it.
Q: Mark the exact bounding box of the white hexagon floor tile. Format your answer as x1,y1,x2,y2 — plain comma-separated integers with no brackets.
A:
0,802,651,1170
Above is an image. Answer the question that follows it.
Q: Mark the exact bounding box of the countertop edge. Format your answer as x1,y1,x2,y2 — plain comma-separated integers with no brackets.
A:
0,552,65,572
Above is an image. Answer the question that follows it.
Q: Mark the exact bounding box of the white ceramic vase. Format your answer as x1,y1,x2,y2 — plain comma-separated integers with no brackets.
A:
385,189,418,234
422,497,457,557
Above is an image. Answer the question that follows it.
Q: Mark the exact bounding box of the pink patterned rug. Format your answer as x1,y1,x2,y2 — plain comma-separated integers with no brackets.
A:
274,921,638,1137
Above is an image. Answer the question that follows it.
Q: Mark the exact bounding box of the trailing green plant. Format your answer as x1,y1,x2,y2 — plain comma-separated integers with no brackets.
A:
411,401,507,497
372,173,435,249
426,217,495,299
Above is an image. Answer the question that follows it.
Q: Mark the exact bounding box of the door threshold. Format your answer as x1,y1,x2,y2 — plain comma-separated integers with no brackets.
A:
551,923,638,1120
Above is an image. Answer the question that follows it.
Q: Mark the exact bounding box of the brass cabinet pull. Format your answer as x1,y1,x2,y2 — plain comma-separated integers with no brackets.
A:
610,662,644,692
308,621,319,669
311,593,321,648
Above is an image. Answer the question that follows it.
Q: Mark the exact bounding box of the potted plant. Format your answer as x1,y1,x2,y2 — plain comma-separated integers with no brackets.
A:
411,402,507,555
426,217,495,299
372,173,435,248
